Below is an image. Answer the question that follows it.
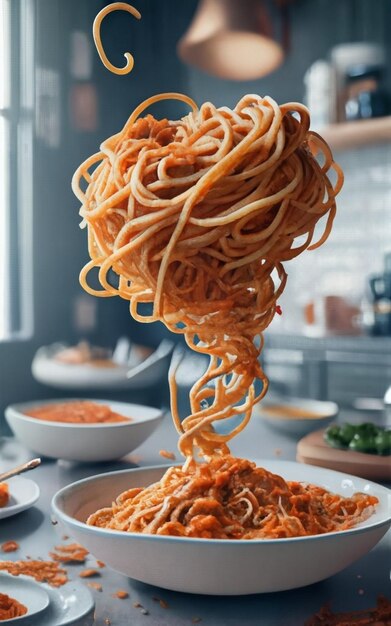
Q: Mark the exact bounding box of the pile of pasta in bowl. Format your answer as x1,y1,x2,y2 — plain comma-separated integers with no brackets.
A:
51,93,391,595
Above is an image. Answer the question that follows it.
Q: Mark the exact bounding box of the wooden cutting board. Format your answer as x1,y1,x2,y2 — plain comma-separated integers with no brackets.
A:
297,429,391,481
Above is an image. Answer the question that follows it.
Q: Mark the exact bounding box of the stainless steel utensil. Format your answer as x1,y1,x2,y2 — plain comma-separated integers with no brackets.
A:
0,458,41,482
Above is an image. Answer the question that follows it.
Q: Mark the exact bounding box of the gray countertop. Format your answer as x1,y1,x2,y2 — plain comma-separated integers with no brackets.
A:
0,411,390,626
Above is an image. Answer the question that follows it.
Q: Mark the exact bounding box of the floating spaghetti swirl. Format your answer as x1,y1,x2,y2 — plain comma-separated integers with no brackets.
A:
72,92,343,461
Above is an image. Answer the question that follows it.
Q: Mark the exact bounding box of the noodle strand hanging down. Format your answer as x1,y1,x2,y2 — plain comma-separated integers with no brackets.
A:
72,92,343,462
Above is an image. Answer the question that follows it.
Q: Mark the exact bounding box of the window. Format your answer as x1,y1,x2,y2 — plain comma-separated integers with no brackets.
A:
0,0,11,337
0,0,34,340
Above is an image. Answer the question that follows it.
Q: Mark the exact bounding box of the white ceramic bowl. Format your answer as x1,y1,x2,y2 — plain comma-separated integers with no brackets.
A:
5,399,164,462
31,340,173,391
258,397,339,437
51,459,391,595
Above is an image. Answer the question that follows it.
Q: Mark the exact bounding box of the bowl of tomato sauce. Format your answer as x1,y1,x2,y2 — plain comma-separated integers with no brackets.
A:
5,398,164,462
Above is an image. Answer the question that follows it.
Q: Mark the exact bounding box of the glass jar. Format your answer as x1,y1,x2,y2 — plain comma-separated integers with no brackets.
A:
345,63,390,120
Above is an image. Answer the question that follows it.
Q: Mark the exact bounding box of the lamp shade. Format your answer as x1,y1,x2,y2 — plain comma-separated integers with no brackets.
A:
177,0,285,81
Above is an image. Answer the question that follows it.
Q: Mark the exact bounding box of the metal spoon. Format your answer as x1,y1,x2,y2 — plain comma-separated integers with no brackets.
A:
0,458,41,482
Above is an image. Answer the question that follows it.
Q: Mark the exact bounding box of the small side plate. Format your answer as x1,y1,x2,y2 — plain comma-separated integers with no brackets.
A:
0,573,49,622
0,574,94,626
0,477,40,520
34,580,94,626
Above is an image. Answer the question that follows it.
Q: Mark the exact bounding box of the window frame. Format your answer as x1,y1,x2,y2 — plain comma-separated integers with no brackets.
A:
0,0,34,342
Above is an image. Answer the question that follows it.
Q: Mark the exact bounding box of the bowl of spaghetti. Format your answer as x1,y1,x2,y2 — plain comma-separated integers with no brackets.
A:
64,81,374,593
5,399,164,462
52,458,391,595
31,339,173,391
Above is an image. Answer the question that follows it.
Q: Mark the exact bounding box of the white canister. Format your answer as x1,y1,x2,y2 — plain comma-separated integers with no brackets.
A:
304,60,335,131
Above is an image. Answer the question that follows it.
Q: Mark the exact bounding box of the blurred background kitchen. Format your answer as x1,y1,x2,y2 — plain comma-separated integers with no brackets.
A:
1,0,391,430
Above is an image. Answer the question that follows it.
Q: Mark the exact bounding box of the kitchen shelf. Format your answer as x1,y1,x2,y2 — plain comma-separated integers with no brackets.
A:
319,116,391,151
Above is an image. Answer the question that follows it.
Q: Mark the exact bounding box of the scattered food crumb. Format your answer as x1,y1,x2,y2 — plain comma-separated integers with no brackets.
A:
192,618,202,623
0,560,68,587
134,601,149,615
79,568,100,578
1,541,19,553
62,535,69,540
104,619,111,625
152,596,169,608
112,590,129,599
51,519,58,525
304,594,391,625
358,589,365,595
274,448,282,456
159,449,176,460
96,560,105,568
50,543,89,563
87,582,102,592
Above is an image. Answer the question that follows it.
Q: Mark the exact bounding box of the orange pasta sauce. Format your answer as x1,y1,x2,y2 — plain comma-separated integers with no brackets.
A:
261,405,324,419
25,401,131,424
0,483,9,508
0,594,28,620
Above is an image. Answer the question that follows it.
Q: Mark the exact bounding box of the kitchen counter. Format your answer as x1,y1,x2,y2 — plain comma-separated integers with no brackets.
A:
0,411,390,626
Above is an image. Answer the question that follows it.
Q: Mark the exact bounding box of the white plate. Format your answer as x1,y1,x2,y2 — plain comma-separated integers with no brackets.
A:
52,459,391,595
0,574,94,626
0,477,40,520
5,399,164,463
0,573,49,622
31,340,173,391
34,580,94,626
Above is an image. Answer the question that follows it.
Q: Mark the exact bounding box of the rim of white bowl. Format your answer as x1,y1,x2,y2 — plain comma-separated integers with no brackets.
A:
51,460,391,545
5,400,164,429
34,355,131,371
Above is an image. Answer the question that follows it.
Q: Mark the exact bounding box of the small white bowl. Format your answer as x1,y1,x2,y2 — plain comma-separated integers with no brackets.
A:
52,459,391,595
258,397,339,437
5,399,164,462
31,340,173,391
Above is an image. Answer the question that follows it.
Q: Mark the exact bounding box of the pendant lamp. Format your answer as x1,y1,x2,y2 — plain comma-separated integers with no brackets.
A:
177,0,288,81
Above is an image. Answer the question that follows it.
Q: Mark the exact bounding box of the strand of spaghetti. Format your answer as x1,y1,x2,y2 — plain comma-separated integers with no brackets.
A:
79,258,115,297
97,215,181,293
308,205,336,250
93,2,141,75
122,92,198,136
153,107,267,315
72,153,105,204
192,176,301,229
168,348,186,435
